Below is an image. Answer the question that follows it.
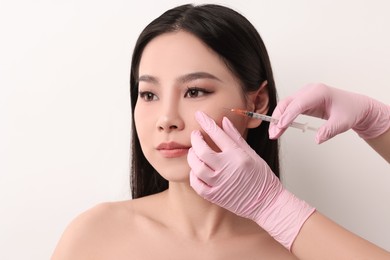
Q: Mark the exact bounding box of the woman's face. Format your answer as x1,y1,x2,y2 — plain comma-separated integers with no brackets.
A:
135,31,252,182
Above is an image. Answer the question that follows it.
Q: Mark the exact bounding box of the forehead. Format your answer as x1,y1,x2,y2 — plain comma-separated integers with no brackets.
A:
138,31,239,84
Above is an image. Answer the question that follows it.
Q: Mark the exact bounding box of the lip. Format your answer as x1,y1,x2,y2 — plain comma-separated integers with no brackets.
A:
156,142,191,158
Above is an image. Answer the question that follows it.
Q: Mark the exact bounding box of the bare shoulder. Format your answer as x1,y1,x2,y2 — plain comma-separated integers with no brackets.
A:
51,196,159,260
51,194,298,260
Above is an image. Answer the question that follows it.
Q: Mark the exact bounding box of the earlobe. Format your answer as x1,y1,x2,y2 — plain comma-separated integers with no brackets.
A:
247,80,269,129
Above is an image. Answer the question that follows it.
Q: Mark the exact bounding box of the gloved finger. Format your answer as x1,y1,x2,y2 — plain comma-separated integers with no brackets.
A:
315,116,352,144
190,129,226,171
189,170,212,199
221,116,243,143
194,111,238,151
277,101,311,129
268,125,287,139
268,97,293,139
187,147,217,186
222,117,257,158
271,96,293,119
277,84,330,128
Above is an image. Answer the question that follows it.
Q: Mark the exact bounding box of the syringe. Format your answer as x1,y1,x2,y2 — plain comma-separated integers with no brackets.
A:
230,108,318,132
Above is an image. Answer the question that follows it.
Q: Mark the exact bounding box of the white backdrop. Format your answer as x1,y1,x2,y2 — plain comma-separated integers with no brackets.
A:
0,0,389,259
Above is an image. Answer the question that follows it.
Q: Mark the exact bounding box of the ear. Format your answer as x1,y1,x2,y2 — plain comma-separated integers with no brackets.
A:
246,80,269,129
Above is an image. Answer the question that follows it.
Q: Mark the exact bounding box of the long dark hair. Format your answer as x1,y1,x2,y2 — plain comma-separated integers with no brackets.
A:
130,4,279,199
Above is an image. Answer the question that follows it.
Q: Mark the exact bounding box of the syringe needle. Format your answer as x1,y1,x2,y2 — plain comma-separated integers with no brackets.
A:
229,108,318,132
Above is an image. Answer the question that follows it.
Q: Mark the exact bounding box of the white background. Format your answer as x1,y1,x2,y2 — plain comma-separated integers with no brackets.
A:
0,0,389,259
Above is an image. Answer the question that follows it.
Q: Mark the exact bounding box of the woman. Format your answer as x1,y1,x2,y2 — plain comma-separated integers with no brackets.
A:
52,4,390,259
52,4,295,259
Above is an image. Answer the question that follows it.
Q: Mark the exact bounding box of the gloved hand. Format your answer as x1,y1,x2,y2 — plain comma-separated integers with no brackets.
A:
269,83,390,144
187,111,315,250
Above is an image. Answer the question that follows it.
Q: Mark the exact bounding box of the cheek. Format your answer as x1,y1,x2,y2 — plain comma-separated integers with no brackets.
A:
134,107,142,134
195,108,249,152
134,105,152,145
197,100,250,135
209,111,248,134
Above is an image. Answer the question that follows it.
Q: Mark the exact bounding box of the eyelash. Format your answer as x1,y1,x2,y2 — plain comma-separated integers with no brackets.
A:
139,91,158,102
138,87,212,102
184,87,212,98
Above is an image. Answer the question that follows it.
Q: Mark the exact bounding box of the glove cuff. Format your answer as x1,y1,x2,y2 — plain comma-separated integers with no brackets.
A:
353,99,390,140
254,189,315,251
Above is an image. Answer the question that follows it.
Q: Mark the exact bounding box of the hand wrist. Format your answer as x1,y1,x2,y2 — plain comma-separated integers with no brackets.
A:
353,100,390,139
254,189,316,250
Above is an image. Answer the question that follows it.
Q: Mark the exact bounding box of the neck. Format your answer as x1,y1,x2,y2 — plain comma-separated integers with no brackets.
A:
161,182,251,241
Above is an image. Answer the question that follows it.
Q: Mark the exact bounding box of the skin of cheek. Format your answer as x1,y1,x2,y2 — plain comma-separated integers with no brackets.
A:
133,99,250,183
134,105,194,182
191,102,250,153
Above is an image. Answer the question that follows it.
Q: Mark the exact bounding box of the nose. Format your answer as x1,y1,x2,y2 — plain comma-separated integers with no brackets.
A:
156,105,185,132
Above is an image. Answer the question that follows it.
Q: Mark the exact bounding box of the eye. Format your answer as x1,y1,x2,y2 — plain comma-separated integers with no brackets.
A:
184,87,212,98
139,91,158,102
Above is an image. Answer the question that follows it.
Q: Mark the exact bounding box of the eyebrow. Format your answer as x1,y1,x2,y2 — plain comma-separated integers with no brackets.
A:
138,72,222,85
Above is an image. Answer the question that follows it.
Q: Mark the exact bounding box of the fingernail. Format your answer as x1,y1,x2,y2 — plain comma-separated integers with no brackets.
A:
268,126,278,139
276,114,288,128
316,135,325,144
222,116,233,129
316,128,329,144
195,111,216,131
191,130,202,138
268,128,276,139
222,116,240,134
277,118,285,128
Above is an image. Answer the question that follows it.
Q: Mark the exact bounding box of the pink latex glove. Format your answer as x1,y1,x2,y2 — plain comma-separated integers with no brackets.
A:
187,111,315,250
269,83,390,143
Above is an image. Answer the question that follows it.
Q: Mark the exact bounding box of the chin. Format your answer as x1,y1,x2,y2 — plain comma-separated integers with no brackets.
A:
151,160,191,183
